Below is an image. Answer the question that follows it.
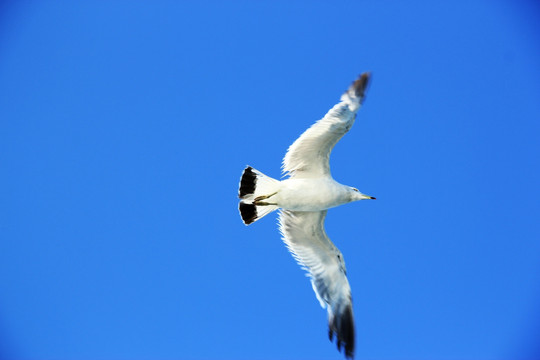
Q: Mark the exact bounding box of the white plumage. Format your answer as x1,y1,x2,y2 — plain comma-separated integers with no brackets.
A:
238,73,374,359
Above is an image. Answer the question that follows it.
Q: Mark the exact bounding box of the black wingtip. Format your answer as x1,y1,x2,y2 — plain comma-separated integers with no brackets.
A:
351,72,371,102
341,305,355,359
329,304,355,359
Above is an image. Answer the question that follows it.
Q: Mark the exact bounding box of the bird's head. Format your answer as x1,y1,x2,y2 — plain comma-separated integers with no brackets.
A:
350,187,376,201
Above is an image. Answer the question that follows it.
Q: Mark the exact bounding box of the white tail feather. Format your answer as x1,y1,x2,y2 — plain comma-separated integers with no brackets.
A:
238,166,280,225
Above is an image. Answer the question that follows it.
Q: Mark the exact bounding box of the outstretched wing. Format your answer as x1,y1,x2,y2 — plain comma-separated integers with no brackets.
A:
278,210,355,359
282,73,371,179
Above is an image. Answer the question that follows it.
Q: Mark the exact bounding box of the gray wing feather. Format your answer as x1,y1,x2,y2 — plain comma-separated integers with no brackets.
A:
278,210,355,359
282,73,370,179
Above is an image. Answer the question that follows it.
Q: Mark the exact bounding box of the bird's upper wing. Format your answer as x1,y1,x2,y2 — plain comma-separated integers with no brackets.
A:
279,210,355,359
282,73,371,179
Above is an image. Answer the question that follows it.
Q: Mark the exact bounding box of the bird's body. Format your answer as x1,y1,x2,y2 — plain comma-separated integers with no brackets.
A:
238,73,374,359
275,177,355,211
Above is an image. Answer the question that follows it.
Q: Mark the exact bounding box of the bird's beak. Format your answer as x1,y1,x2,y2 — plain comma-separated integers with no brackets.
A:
362,194,376,200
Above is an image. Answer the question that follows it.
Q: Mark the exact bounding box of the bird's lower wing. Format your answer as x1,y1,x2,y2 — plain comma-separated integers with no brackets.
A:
278,210,355,359
282,73,370,179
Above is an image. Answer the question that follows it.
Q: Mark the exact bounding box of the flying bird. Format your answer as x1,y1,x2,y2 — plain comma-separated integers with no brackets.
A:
238,73,374,359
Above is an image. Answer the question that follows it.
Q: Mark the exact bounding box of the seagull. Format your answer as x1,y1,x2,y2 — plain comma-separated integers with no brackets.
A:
238,73,374,359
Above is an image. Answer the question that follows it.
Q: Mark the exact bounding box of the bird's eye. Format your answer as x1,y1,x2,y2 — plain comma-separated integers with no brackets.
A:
352,188,359,192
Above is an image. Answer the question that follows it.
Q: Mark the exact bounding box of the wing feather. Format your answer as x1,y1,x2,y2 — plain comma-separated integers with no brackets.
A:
282,73,371,179
278,210,355,359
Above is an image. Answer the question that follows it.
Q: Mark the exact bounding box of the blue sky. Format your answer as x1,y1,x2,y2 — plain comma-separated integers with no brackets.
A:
1,1,539,359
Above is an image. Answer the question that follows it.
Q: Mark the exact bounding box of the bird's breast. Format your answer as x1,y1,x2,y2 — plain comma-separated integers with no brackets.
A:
276,178,349,211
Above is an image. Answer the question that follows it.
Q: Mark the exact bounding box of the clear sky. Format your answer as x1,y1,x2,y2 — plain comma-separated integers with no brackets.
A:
1,1,539,359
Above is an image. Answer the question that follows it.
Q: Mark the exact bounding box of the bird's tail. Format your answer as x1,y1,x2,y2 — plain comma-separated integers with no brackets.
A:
238,166,280,225
341,72,371,111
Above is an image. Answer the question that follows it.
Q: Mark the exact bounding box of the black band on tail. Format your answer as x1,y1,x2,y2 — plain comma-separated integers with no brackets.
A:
239,166,257,198
239,202,257,225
